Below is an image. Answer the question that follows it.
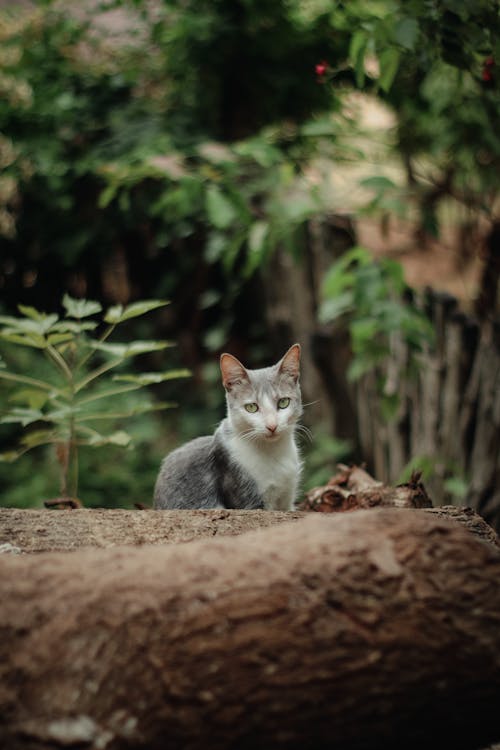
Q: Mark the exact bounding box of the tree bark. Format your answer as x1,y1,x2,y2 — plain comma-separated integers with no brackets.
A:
0,503,498,553
1,509,500,750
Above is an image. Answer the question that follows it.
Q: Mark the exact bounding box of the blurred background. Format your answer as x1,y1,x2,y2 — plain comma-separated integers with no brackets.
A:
0,0,499,527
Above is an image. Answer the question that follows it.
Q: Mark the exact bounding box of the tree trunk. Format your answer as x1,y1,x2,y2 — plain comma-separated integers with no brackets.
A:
263,215,358,441
1,509,500,750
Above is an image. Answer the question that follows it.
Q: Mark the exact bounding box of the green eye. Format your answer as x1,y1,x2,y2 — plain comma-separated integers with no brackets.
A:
278,397,291,409
245,402,259,413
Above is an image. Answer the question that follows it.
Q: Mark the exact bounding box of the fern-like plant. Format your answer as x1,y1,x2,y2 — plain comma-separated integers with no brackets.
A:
0,296,189,503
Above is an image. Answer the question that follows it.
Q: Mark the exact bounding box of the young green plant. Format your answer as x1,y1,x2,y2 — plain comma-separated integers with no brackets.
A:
0,296,189,502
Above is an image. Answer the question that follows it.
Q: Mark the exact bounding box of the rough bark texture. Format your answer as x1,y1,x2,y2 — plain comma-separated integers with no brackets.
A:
0,504,498,553
0,508,305,553
1,509,500,750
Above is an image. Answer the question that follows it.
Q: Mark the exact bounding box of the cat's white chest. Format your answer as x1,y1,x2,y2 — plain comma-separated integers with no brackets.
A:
230,436,301,510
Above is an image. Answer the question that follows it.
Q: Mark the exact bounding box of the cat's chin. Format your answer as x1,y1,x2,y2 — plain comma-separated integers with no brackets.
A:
263,431,285,442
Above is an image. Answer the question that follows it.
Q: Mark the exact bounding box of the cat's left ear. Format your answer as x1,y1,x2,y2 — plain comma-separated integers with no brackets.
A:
220,353,249,391
278,343,301,382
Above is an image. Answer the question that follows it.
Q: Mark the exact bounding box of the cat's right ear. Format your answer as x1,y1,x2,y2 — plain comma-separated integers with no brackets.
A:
220,353,249,391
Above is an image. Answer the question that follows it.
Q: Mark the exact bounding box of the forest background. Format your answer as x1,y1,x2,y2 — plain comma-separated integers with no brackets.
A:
0,0,498,522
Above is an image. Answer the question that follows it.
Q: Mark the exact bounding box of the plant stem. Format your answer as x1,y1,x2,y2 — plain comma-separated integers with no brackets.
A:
75,382,142,406
75,323,116,372
45,345,73,381
73,358,123,393
0,370,55,392
68,418,79,500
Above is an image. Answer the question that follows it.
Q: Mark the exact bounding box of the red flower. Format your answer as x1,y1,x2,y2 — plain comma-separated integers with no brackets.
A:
315,61,328,77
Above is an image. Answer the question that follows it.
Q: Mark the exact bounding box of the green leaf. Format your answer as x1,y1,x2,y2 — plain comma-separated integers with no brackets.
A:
395,18,419,50
62,295,102,319
81,429,132,447
318,291,354,323
0,450,22,463
349,30,368,87
20,429,56,448
104,299,169,324
378,48,400,92
113,369,191,385
98,182,119,209
248,220,269,255
90,340,173,357
351,318,380,347
17,307,59,333
0,331,48,348
0,408,45,427
47,333,74,347
51,321,98,333
206,185,237,230
245,221,270,276
300,118,338,138
204,233,228,264
8,389,49,410
17,305,50,322
360,176,397,191
321,247,371,298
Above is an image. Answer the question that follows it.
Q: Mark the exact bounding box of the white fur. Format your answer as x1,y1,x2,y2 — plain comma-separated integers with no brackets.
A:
223,428,302,510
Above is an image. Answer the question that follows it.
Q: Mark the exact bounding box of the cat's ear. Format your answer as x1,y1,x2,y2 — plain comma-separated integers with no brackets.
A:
278,343,301,382
220,353,249,391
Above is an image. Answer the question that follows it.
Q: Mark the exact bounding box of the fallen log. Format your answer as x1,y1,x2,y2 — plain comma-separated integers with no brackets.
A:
0,503,498,552
0,508,306,553
299,464,433,511
1,509,499,750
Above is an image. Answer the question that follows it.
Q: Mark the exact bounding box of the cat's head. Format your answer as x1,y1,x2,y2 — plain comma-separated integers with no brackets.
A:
220,344,302,442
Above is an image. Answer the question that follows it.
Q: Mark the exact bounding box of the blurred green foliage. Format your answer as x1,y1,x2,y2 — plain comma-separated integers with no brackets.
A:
319,246,434,382
0,0,498,506
342,0,500,232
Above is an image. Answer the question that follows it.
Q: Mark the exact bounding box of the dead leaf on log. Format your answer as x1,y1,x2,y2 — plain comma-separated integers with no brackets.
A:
298,464,432,512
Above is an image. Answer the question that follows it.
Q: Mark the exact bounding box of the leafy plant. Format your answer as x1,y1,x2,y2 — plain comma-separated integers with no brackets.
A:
319,246,434,405
0,295,189,501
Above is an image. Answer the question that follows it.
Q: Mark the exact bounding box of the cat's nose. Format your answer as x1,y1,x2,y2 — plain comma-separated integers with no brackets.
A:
266,423,277,434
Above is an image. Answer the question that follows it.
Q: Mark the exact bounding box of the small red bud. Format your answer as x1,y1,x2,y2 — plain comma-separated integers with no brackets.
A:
315,61,328,77
482,68,493,82
485,56,495,67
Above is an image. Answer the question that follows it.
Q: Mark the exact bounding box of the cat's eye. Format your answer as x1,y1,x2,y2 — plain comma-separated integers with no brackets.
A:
244,402,259,413
277,397,291,409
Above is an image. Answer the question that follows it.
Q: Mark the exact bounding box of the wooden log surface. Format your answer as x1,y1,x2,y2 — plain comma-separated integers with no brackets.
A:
0,504,498,553
1,509,500,750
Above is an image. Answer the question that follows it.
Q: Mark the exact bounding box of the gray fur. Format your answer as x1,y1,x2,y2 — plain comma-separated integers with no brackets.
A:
153,345,303,510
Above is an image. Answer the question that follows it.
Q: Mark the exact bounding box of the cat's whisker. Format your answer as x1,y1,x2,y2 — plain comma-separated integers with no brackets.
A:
295,424,313,443
302,400,320,409
240,428,261,444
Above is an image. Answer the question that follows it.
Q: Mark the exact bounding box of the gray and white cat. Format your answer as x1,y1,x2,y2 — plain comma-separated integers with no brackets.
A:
154,344,303,510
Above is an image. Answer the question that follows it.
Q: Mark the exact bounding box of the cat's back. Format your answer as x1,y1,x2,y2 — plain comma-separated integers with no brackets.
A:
154,435,217,509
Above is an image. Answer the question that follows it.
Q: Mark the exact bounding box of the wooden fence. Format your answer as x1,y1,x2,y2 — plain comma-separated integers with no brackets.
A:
355,291,500,529
262,218,499,530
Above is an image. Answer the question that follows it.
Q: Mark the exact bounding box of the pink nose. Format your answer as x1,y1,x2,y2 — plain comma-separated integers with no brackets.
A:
266,424,277,434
